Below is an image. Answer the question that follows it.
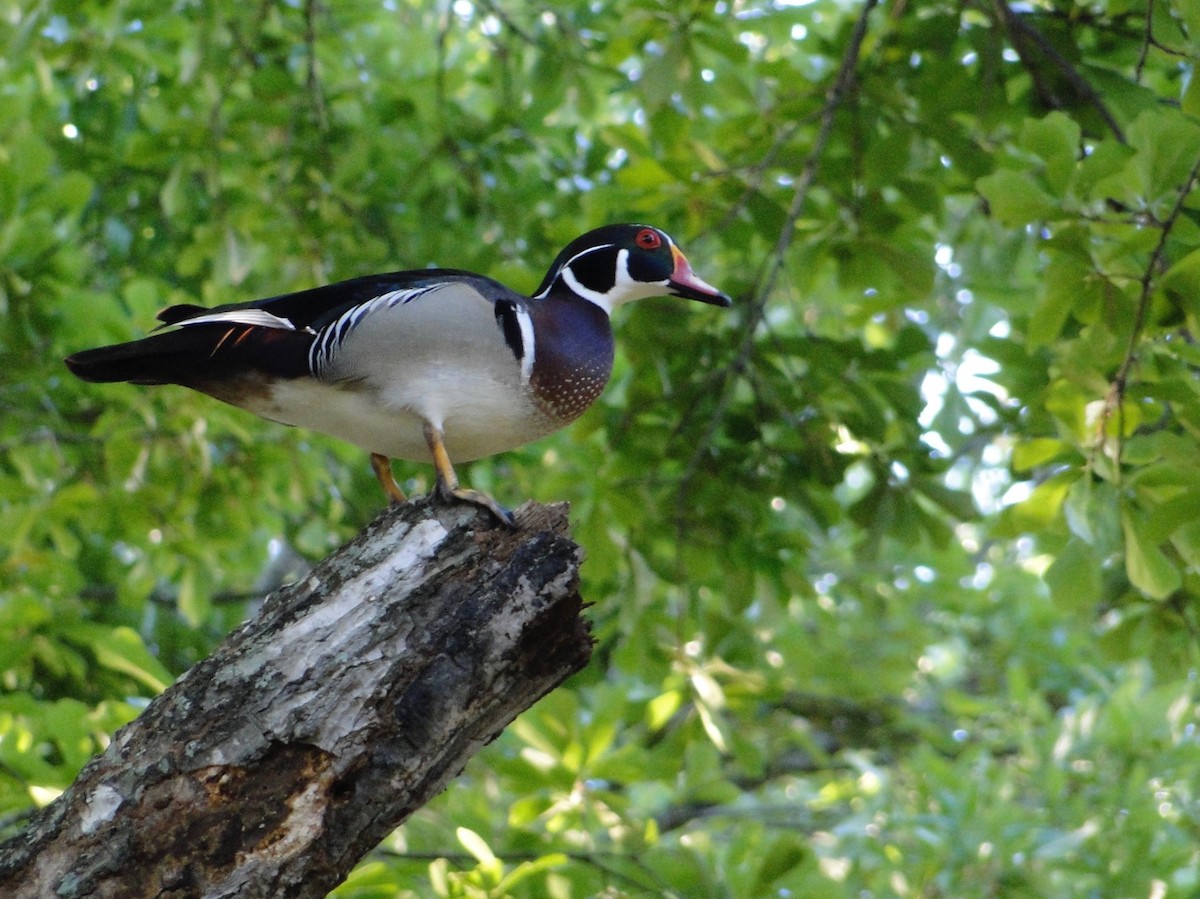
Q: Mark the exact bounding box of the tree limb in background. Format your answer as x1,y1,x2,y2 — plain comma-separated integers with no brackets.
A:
304,0,330,135
989,0,1126,142
675,0,880,532
0,500,592,899
1098,151,1200,473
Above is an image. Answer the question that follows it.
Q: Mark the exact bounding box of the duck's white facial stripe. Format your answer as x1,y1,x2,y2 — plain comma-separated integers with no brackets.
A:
612,248,670,303
556,245,672,313
561,264,616,314
535,243,616,305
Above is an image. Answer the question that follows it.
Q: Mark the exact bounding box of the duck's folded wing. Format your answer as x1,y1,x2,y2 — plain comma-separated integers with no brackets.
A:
64,270,504,387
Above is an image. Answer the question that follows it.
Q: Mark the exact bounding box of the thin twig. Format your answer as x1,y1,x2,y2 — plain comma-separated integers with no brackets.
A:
0,426,96,454
474,0,537,45
79,584,279,607
375,847,667,896
435,2,452,119
1144,35,1194,59
707,111,824,237
471,0,626,80
1135,0,1153,79
227,0,273,69
1095,151,1200,472
303,0,329,134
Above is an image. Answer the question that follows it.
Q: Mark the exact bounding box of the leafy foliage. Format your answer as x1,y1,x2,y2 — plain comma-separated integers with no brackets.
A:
2,0,1200,895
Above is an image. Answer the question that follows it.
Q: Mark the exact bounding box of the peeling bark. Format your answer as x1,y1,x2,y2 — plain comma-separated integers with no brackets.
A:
0,499,592,899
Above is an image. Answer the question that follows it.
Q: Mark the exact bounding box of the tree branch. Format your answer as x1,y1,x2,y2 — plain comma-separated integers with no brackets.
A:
1135,0,1154,78
0,499,592,899
1096,151,1200,472
675,0,880,538
303,0,330,134
990,0,1126,142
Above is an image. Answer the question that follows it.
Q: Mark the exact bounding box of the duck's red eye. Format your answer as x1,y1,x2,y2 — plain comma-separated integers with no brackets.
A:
635,228,663,250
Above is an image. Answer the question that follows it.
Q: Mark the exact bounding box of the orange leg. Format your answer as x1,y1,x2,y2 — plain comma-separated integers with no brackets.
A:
422,422,515,527
370,453,407,504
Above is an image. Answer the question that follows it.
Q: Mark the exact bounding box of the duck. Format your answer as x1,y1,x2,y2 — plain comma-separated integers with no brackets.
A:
65,223,731,525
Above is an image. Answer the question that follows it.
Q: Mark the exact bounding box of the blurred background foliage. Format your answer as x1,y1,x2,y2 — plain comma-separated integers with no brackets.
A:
2,0,1200,895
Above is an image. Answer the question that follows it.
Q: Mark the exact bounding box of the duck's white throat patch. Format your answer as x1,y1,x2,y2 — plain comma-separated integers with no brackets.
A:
558,247,669,314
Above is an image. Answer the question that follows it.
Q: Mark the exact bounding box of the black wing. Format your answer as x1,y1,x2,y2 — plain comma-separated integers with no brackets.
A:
65,269,509,387
165,269,506,331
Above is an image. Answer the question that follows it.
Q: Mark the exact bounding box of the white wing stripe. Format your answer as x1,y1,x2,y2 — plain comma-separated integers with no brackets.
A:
177,309,297,330
309,286,437,378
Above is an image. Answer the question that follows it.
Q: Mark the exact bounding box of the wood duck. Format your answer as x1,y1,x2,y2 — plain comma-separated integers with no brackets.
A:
66,223,731,525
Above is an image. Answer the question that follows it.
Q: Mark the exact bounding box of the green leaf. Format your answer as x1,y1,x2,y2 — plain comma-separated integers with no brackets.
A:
997,472,1077,535
68,624,173,694
647,689,683,732
455,827,497,867
176,567,208,628
1183,70,1200,118
1044,538,1102,610
1012,438,1073,472
1029,254,1093,347
1172,520,1200,568
1064,479,1120,551
1022,112,1081,193
43,171,94,216
1159,246,1200,298
977,169,1060,226
753,833,809,892
493,853,570,893
1121,506,1182,599
1126,111,1200,203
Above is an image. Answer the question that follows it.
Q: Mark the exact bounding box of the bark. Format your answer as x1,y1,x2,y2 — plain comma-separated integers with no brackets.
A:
0,499,592,899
